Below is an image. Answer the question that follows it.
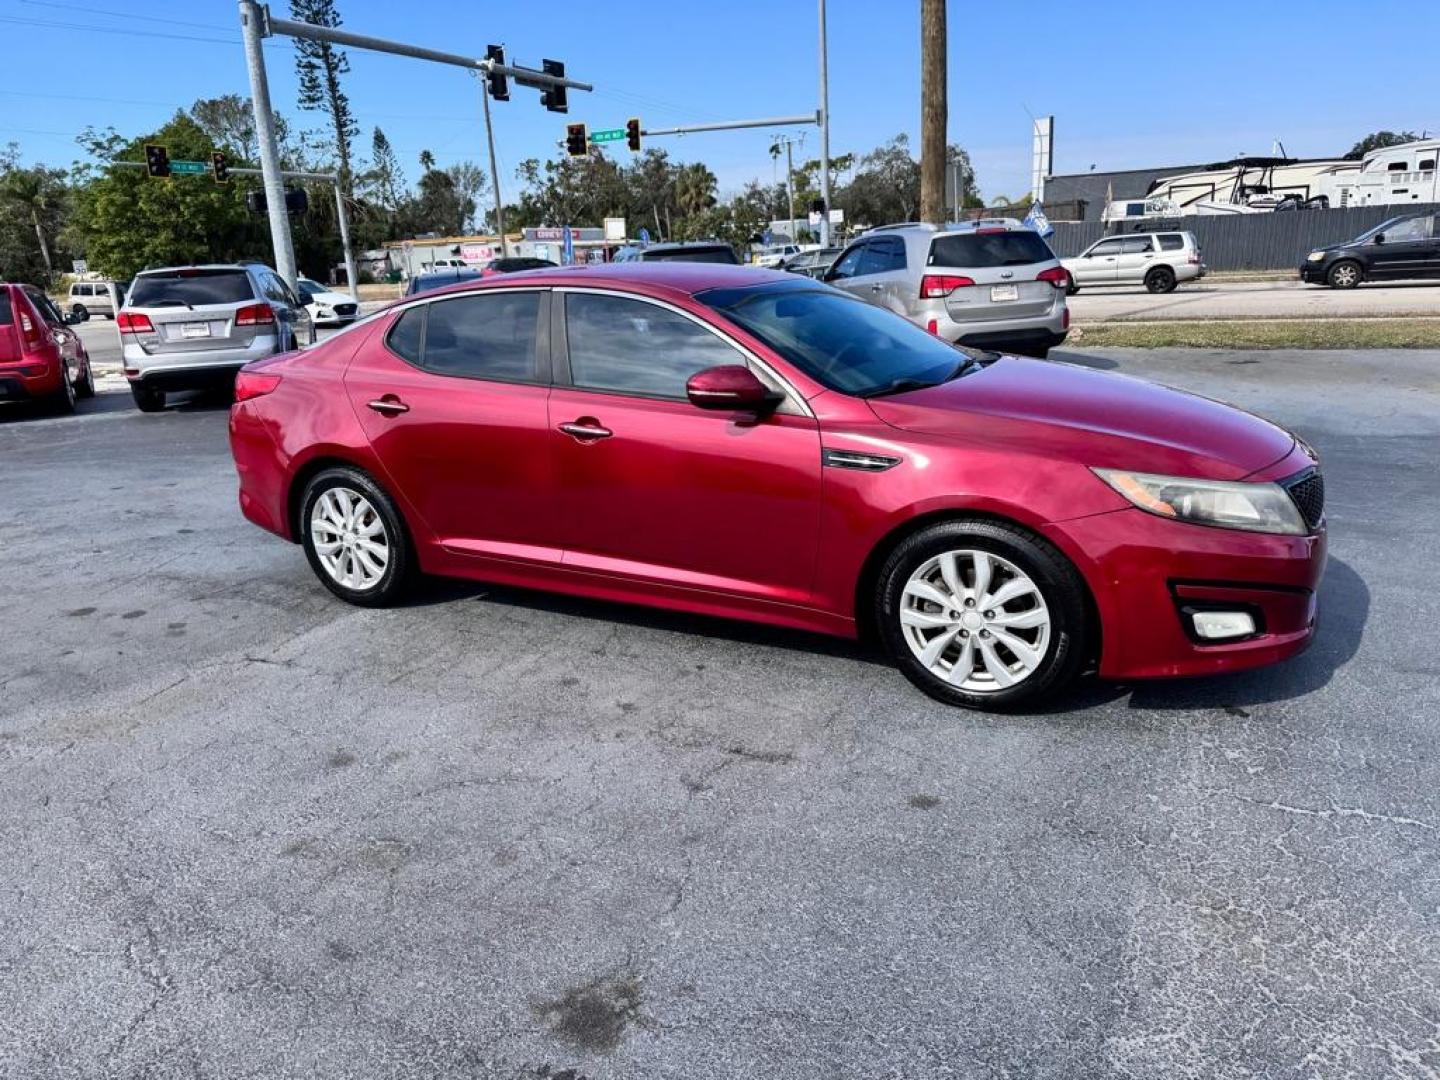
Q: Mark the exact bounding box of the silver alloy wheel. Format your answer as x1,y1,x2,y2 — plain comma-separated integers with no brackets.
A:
899,549,1051,693
310,486,390,591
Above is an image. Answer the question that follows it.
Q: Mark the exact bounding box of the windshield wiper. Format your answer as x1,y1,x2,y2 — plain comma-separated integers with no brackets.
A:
144,299,195,310
865,358,977,398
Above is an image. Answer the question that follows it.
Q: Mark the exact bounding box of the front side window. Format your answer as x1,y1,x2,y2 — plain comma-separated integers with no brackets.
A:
827,244,867,280
1381,215,1431,243
1089,238,1127,257
565,292,743,398
421,291,541,381
860,238,907,274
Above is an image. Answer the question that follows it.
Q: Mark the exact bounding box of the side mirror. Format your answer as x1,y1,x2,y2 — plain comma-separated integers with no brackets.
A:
297,288,315,304
1373,233,1385,245
686,365,783,415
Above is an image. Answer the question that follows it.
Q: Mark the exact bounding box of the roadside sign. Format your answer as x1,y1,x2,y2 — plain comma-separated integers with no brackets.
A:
828,208,844,224
808,211,821,227
460,243,495,263
71,259,88,275
169,160,209,176
588,128,625,144
603,216,626,242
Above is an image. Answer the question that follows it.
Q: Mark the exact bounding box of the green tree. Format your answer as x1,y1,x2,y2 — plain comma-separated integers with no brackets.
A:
290,0,357,194
444,162,489,232
674,162,717,219
1345,130,1420,160
361,126,405,209
0,145,70,286
68,114,267,280
189,94,291,163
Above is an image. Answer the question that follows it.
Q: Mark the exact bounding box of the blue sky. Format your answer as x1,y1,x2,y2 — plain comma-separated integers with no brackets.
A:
3,0,1438,203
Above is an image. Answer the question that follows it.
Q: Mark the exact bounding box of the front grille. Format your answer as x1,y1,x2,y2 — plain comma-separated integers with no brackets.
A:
333,303,357,316
1282,468,1325,531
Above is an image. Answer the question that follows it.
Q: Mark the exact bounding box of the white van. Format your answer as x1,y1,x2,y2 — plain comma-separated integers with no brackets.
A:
66,280,121,319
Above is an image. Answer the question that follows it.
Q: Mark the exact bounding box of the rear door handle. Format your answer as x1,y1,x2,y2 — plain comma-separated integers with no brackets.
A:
559,419,612,441
367,396,409,415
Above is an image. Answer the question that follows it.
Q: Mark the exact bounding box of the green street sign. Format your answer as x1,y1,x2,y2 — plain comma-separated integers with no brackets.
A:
169,160,208,175
588,129,625,144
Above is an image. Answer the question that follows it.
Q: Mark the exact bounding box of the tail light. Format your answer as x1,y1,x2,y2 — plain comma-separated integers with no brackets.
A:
235,303,275,326
1188,254,1202,265
117,311,154,334
1036,266,1070,289
17,310,44,351
234,370,281,402
920,274,975,299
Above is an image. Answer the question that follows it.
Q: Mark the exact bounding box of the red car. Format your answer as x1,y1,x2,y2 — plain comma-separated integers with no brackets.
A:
0,283,94,413
229,265,1325,709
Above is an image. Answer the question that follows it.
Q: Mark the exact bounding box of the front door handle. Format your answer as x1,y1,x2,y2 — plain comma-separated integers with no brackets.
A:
558,418,613,442
367,396,409,415
869,283,883,292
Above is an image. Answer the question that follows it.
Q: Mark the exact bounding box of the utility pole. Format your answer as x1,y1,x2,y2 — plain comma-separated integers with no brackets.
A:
771,135,803,244
817,0,832,246
238,0,298,288
479,81,509,257
919,0,947,224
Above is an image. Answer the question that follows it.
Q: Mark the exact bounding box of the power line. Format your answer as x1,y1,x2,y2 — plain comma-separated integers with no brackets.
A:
0,14,238,46
19,0,234,33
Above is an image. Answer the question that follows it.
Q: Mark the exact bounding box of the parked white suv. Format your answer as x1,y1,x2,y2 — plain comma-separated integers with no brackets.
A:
1062,231,1205,294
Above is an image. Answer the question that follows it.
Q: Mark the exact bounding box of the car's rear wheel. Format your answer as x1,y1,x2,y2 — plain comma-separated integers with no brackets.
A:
1327,260,1362,289
300,467,413,607
74,359,95,399
50,364,77,415
130,384,165,413
875,520,1090,710
1144,267,1177,293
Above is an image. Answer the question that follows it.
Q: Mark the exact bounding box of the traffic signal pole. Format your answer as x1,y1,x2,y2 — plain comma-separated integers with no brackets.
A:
818,0,833,246
238,0,298,288
236,3,590,281
480,82,509,258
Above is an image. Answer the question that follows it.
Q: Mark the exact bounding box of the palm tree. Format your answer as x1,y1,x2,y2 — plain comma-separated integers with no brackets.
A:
1,169,56,281
674,163,717,219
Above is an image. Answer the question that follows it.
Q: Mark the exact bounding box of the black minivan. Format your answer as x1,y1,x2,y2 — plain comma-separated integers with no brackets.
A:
1300,211,1440,288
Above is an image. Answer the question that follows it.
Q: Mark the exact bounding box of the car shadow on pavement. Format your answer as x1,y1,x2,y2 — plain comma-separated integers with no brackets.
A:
1049,349,1119,370
0,387,232,423
406,575,891,667
1122,555,1368,711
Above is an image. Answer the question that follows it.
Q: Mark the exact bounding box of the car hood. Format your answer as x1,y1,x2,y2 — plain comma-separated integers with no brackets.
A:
868,356,1295,480
306,290,353,306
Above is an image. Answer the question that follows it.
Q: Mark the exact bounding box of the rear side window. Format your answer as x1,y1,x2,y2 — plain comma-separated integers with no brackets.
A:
565,292,742,398
1158,234,1185,251
386,306,424,365
128,269,254,307
928,231,1054,268
420,291,541,381
0,291,11,326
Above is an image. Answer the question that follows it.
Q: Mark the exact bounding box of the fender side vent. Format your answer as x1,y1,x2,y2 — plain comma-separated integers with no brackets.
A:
822,449,901,472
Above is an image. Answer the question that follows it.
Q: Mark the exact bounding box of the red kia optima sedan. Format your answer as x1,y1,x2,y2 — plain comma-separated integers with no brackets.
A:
228,264,1325,709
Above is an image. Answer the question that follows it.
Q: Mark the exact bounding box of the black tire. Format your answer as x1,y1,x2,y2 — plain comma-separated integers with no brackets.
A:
49,365,77,415
299,466,414,607
130,384,166,413
70,303,86,320
874,519,1090,710
74,359,95,399
1144,266,1177,294
1327,260,1362,289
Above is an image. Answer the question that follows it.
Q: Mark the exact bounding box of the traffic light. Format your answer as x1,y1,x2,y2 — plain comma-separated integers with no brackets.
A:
626,117,642,153
144,143,170,179
211,151,229,184
245,188,310,214
485,45,508,101
541,58,567,113
565,123,588,158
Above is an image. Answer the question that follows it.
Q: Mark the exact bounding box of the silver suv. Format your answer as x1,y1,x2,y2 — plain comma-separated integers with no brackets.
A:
1062,231,1205,294
823,219,1069,357
119,263,313,412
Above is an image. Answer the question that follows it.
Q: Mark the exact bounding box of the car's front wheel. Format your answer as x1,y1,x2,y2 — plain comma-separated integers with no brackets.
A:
875,520,1090,710
1327,260,1362,289
300,467,413,607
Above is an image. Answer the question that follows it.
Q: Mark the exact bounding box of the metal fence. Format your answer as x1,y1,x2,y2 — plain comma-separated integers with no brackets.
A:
1045,202,1440,271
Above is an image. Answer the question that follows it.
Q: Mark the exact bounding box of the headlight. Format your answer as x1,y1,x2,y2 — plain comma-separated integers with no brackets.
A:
1093,469,1306,535
1306,251,1327,262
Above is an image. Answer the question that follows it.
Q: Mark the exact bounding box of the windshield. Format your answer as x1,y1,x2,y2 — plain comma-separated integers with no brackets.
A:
299,279,326,293
700,282,980,397
928,231,1054,268
129,269,253,307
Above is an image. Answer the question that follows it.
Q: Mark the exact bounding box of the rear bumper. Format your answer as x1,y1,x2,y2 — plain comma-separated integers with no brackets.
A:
124,334,280,389
1045,507,1326,680
229,400,291,539
0,361,64,400
929,296,1069,354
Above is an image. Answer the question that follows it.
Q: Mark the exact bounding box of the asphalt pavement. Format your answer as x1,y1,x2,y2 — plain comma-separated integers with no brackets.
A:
1,347,1437,1079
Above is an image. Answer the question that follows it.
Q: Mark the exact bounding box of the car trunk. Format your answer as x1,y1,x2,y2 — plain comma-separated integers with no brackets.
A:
124,269,265,355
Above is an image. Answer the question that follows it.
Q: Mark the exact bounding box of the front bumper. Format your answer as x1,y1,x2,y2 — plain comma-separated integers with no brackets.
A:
1046,502,1326,681
1299,261,1329,284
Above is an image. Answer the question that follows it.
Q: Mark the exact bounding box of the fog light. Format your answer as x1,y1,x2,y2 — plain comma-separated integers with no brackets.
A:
1192,610,1256,640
